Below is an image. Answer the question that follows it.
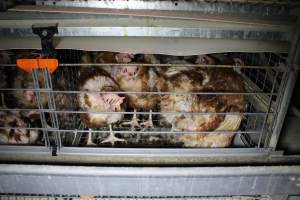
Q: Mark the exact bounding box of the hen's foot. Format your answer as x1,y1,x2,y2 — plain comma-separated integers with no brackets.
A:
122,118,141,130
170,123,181,132
141,119,154,130
86,141,97,146
86,129,97,146
100,133,125,146
141,109,154,130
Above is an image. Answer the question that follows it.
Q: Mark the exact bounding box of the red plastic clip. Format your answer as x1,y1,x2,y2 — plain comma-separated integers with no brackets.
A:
16,58,59,74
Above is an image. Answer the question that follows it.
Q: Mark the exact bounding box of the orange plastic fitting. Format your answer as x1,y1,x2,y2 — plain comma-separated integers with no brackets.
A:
16,58,59,74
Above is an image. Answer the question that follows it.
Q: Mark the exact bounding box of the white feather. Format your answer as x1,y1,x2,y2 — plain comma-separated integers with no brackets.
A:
148,68,157,91
198,69,210,85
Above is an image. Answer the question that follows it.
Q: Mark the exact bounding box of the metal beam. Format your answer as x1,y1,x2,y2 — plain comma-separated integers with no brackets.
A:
0,16,293,41
0,37,290,55
2,5,295,41
0,146,51,155
35,0,299,19
0,165,299,196
0,6,294,52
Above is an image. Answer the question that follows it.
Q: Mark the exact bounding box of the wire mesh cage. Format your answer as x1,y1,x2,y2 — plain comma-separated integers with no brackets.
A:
0,49,289,153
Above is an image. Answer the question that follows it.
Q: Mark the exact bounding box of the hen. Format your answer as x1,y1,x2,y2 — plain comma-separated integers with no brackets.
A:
112,58,167,130
92,51,135,74
13,69,50,108
95,52,168,130
78,53,126,145
161,56,246,148
0,51,42,145
160,67,210,130
9,51,69,110
0,111,39,145
4,51,50,109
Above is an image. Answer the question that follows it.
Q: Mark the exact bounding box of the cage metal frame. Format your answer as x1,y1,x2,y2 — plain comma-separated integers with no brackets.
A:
0,0,299,163
0,53,291,156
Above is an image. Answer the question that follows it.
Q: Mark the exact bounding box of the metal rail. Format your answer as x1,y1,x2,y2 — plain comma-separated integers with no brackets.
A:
0,89,281,96
0,109,271,115
0,164,299,197
0,63,289,70
35,0,300,12
0,127,264,135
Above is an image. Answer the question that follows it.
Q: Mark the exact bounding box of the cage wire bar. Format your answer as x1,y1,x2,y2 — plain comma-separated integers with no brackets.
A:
32,69,50,148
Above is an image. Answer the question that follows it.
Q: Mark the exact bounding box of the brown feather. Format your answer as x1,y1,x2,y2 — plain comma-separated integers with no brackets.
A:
115,65,166,111
161,64,246,148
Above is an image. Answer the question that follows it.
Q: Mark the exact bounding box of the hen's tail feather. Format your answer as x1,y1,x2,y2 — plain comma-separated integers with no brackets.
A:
178,114,242,148
164,66,193,77
215,114,243,131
